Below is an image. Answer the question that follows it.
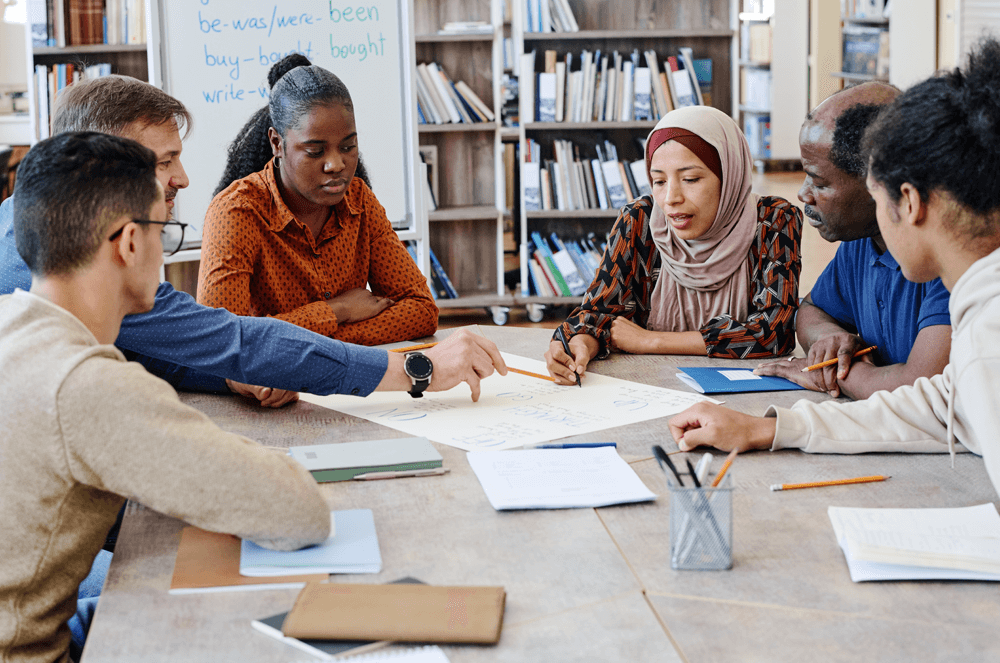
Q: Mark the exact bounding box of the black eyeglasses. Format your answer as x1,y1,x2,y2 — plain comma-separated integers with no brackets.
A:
108,219,188,256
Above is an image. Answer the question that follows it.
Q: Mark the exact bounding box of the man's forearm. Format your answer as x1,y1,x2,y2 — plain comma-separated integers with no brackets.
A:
795,300,854,354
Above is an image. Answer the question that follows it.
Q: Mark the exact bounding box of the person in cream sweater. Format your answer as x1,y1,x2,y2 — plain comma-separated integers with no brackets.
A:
666,37,1000,496
0,132,331,663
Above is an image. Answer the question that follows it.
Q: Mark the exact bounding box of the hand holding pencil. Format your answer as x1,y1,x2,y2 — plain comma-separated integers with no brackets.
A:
755,334,876,397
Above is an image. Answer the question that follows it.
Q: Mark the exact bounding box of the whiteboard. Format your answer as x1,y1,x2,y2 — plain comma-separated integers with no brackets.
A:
152,0,418,242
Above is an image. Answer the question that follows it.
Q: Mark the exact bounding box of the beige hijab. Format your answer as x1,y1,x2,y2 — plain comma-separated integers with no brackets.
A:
645,106,759,333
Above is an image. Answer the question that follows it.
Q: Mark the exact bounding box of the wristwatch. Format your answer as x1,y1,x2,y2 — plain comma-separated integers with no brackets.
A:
403,351,433,398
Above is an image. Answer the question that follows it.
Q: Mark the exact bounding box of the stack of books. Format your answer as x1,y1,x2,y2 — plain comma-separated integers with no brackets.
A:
406,241,459,301
524,231,606,298
522,138,650,213
415,62,495,126
521,48,711,125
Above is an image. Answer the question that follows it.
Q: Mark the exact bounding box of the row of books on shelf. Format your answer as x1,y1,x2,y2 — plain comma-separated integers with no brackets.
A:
525,232,607,298
843,0,888,20
744,114,771,159
522,0,579,33
415,62,496,126
520,48,711,125
28,0,145,47
523,138,650,213
740,67,771,110
34,62,111,139
405,242,459,300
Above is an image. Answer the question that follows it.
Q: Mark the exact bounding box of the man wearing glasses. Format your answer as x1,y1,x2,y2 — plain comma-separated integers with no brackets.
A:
0,75,504,403
0,132,334,663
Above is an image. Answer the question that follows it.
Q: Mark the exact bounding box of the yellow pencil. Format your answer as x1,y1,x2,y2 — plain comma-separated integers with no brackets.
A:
710,448,738,488
390,342,439,353
769,475,890,491
508,367,555,382
801,345,877,372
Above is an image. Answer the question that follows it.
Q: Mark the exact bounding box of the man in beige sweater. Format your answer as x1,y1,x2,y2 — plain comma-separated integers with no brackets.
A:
0,132,333,663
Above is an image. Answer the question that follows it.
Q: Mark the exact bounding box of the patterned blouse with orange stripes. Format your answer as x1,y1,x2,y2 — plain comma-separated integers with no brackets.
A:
198,160,438,346
558,195,803,360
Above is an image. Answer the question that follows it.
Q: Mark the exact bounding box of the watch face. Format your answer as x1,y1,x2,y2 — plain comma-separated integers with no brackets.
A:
405,353,433,380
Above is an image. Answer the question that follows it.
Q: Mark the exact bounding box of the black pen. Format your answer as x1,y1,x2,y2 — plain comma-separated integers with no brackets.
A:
555,326,582,388
652,445,685,487
685,459,702,488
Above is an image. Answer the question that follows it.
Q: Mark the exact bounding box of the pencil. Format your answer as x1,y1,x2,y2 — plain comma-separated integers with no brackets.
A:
390,342,439,353
710,448,738,488
508,367,556,381
801,346,877,372
770,475,890,491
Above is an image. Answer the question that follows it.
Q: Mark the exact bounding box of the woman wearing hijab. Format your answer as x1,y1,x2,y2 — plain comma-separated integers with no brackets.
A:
545,106,803,384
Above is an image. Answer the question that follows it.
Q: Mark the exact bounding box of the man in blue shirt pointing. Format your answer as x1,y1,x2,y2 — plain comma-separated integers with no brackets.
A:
0,75,504,404
755,82,951,399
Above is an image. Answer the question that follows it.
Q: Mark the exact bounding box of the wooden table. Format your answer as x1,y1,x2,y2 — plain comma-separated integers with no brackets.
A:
82,327,1000,662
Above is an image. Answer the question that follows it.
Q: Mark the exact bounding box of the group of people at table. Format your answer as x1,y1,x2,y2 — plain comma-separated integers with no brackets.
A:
1,37,999,663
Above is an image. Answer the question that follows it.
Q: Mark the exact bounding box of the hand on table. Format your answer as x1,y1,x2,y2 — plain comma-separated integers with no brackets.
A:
752,356,834,394
609,317,655,354
424,328,507,402
226,380,300,408
544,332,598,385
326,288,394,324
668,402,776,453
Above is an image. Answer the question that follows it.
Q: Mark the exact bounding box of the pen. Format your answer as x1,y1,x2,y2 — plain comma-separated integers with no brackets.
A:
801,346,877,372
652,444,685,486
526,442,617,449
770,475,890,491
685,459,702,488
555,326,582,388
352,468,450,481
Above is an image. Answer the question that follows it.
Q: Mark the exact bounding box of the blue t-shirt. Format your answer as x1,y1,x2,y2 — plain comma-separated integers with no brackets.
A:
809,237,951,366
0,196,387,395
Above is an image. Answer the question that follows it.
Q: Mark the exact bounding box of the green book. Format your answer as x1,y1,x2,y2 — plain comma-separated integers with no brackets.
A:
287,438,443,483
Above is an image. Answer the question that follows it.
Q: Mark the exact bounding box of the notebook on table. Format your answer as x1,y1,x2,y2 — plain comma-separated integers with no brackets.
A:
287,437,443,482
676,367,805,394
240,509,382,577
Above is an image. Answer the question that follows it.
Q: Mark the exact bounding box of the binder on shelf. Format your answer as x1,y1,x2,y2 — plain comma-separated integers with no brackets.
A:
666,56,698,108
537,72,557,122
629,161,651,198
522,161,542,212
427,247,459,299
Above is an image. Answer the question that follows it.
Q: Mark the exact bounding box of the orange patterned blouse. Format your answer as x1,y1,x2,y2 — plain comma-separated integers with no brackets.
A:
197,160,438,346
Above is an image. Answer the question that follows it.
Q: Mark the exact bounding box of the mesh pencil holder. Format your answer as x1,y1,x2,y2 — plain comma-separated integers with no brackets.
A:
668,473,733,570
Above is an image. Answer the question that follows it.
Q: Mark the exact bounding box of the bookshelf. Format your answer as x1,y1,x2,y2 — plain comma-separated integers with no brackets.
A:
512,0,738,319
23,1,151,143
413,0,514,324
737,0,807,163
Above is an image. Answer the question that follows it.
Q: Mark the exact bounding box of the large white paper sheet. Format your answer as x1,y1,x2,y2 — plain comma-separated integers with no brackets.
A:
467,447,657,510
300,353,716,451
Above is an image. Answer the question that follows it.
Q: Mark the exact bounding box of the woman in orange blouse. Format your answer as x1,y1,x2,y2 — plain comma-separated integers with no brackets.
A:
198,55,437,346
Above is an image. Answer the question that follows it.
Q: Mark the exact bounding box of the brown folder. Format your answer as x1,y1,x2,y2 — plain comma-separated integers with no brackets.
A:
281,582,506,644
169,527,326,593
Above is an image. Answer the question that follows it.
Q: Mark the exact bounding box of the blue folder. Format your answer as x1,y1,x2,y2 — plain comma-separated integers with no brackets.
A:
676,367,805,394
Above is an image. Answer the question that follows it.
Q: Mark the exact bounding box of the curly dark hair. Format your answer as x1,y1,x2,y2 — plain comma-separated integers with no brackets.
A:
214,54,371,196
863,36,1000,238
828,103,884,178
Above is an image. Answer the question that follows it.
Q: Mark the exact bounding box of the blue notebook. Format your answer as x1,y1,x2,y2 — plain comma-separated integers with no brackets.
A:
676,367,805,394
240,509,382,576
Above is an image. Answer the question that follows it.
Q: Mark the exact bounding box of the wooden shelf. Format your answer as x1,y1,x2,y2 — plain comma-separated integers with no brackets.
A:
419,122,498,133
525,120,658,131
429,205,500,222
523,28,734,41
33,43,146,55
526,209,620,220
842,16,888,26
416,32,494,43
738,105,771,114
738,59,771,68
435,294,515,308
